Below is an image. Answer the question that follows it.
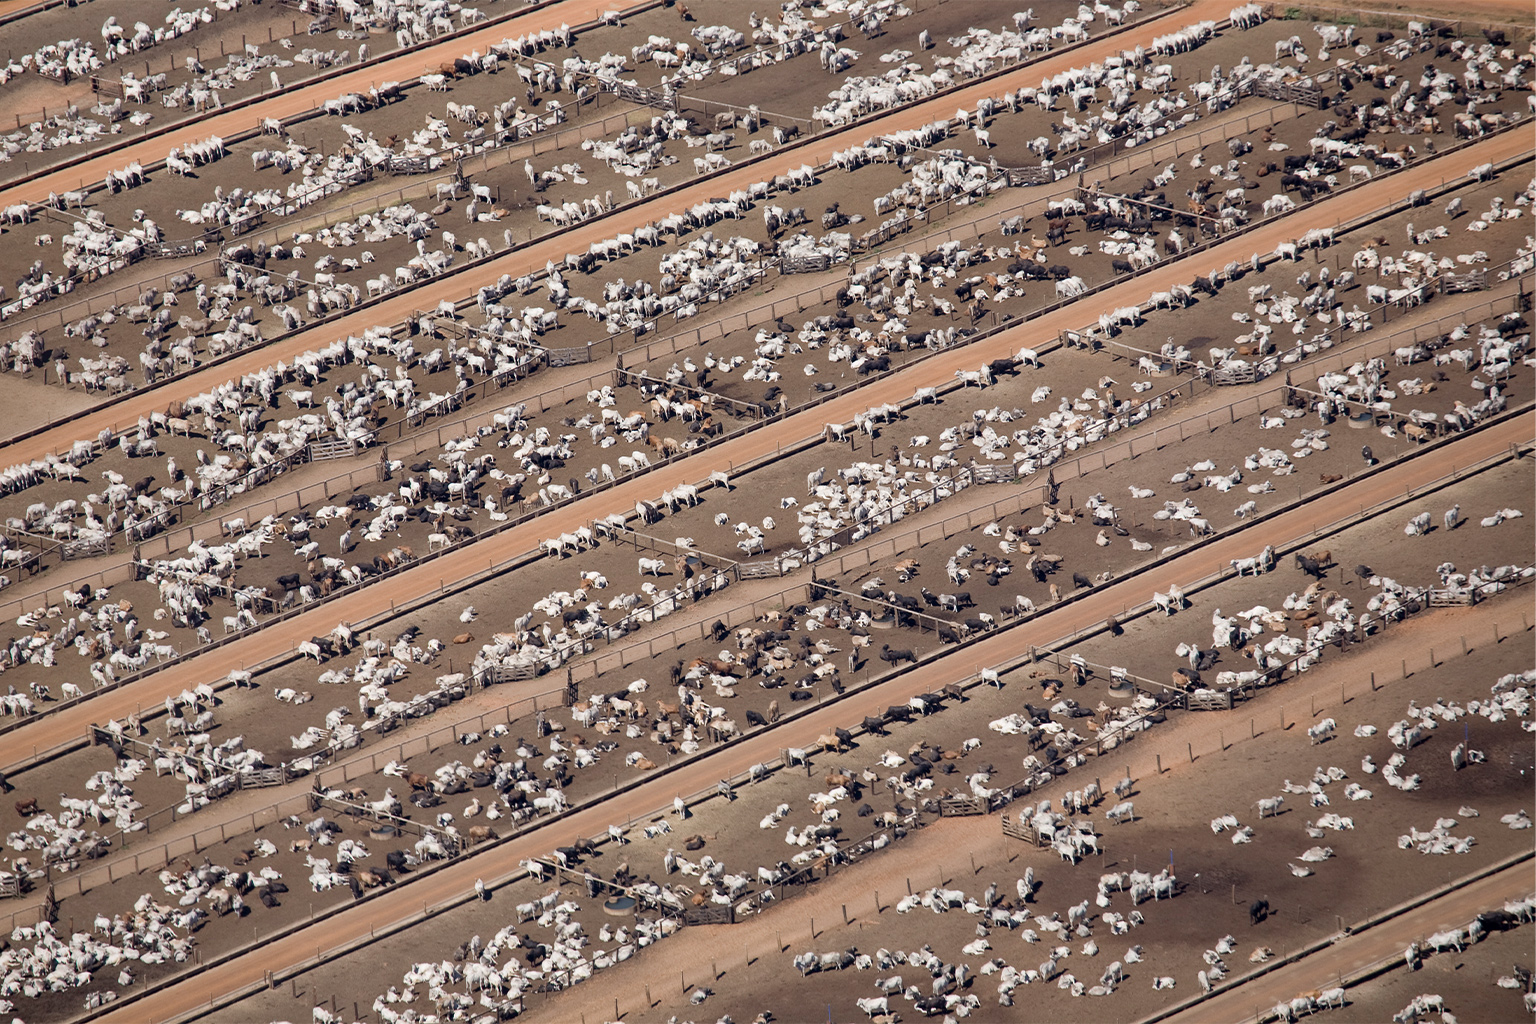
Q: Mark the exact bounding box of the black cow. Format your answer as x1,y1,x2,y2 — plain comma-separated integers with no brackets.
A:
1294,553,1325,578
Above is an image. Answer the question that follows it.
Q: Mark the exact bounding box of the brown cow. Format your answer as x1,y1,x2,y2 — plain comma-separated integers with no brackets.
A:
467,825,497,843
14,797,38,816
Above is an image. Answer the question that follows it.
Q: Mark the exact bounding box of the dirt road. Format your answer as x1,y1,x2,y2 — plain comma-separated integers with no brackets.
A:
4,211,1529,774
0,0,1323,464
10,127,1525,469
87,413,1531,1024
0,0,603,211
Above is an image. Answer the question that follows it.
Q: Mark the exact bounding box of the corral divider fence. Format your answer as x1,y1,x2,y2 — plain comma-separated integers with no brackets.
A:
0,277,1519,756
344,430,1536,931
0,109,1523,733
628,92,1510,376
613,367,765,420
810,581,971,637
1,454,1524,950
1263,3,1516,41
1,88,623,336
11,56,1488,454
671,0,1175,148
0,0,641,192
732,809,932,920
0,0,1466,344
1097,272,1524,382
530,858,687,916
0,349,555,580
22,21,1235,341
0,785,314,929
0,685,561,918
311,687,564,791
313,793,463,856
1074,141,1530,370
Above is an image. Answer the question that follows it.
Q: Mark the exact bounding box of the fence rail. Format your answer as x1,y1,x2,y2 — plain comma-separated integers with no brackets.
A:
0,36,1522,727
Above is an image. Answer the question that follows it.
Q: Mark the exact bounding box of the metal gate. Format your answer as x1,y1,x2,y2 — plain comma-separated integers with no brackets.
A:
781,253,831,274
615,81,677,111
1250,78,1324,109
479,662,544,684
1441,269,1487,293
1001,816,1044,845
542,346,592,367
61,537,109,561
1004,166,1053,186
238,767,284,788
968,464,1018,484
1212,365,1260,386
1185,689,1234,711
938,794,986,816
307,439,356,461
385,155,436,175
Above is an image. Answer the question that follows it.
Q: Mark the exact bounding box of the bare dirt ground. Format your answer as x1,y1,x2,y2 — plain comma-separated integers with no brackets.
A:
214,568,1536,1024
0,3,1529,1021
1320,923,1533,1023
0,146,1522,695
13,442,1528,1021
1,272,1525,887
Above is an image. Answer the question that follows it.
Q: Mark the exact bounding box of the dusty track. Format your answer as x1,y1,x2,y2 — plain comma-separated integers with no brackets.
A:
534,599,1536,1024
0,0,606,211
0,0,1220,461
3,129,1529,772
86,412,1532,1024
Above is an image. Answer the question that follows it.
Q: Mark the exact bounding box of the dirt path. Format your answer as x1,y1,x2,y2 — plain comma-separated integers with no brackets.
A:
0,0,1290,462
3,206,1529,774
18,274,1521,898
0,0,605,211
87,415,1531,1024
524,598,1535,1024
